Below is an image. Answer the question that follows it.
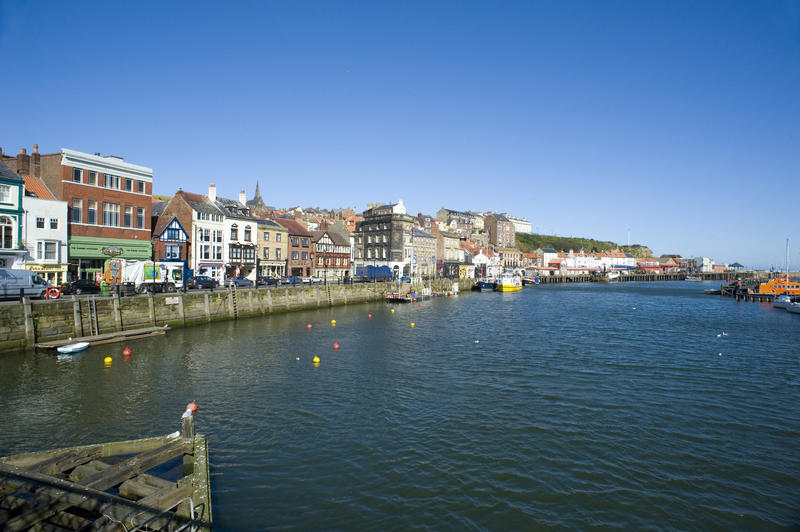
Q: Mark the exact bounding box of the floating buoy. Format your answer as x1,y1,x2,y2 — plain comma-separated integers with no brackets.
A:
103,356,112,365
186,401,197,413
410,322,415,328
418,303,423,307
312,356,320,364
333,343,340,350
390,309,395,314
368,314,372,319
296,357,300,360
307,324,312,329
474,340,479,344
122,348,132,356
331,319,336,326
718,353,723,357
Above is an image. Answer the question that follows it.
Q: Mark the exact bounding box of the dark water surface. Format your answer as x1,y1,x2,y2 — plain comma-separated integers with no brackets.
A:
1,282,798,530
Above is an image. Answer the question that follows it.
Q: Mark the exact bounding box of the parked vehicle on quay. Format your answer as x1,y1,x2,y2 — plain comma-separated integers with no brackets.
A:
226,277,254,288
61,279,101,296
281,276,303,285
303,276,322,284
103,259,184,294
257,276,280,286
186,275,219,290
0,268,51,299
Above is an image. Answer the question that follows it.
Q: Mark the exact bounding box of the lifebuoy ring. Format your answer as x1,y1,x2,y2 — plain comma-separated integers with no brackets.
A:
45,286,62,299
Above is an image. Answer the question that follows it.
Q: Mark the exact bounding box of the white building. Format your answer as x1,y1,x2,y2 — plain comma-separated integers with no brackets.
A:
694,256,714,273
21,176,68,284
506,214,532,234
216,190,259,281
187,186,226,282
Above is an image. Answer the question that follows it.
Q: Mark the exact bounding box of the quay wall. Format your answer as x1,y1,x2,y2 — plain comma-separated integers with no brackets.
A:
0,279,472,354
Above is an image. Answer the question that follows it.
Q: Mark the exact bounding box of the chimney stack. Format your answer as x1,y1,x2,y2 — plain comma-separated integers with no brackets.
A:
19,148,26,155
33,144,38,154
208,184,217,202
16,147,31,175
239,190,247,205
31,144,41,177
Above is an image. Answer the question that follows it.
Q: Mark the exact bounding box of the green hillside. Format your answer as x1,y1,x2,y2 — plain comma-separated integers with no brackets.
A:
516,233,652,258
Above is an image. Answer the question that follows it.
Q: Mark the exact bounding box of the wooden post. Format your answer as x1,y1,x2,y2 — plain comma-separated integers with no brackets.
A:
266,288,273,313
72,295,83,337
204,292,211,322
112,293,122,331
178,293,186,325
22,297,35,348
148,293,156,325
227,288,235,318
181,414,194,441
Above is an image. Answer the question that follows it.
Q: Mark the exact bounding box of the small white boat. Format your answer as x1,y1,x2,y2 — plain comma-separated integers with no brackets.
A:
787,302,800,315
57,342,89,354
774,294,791,309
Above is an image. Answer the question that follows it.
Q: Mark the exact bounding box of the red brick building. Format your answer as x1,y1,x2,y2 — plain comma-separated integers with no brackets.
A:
275,217,313,278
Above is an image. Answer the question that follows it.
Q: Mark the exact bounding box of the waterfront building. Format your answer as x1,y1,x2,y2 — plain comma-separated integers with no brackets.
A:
0,159,26,269
1,145,153,280
216,190,259,281
694,256,714,273
311,230,351,282
411,228,437,279
468,211,485,232
496,247,522,269
151,208,189,264
354,199,414,278
438,231,461,278
275,217,313,278
435,207,476,235
20,175,68,284
485,213,516,248
257,218,288,278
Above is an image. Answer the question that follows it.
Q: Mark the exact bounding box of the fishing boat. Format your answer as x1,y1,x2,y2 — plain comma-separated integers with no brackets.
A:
522,276,538,286
56,341,89,354
495,273,522,292
772,239,793,310
597,271,620,283
473,279,496,292
685,275,703,281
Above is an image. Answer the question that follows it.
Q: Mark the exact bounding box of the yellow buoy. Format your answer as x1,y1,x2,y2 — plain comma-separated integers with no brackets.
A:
331,319,336,326
410,322,415,328
390,309,395,314
312,356,320,364
103,356,112,364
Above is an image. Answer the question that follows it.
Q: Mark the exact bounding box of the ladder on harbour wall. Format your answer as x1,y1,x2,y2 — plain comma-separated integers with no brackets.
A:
325,285,333,307
88,297,100,336
229,287,239,319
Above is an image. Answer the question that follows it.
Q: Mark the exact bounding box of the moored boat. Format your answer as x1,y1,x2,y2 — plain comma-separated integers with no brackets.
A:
473,279,496,292
495,273,522,292
597,271,620,283
56,341,89,354
787,302,800,315
685,275,703,281
771,239,795,310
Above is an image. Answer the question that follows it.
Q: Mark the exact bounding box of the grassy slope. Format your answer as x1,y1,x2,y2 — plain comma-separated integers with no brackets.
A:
516,233,652,257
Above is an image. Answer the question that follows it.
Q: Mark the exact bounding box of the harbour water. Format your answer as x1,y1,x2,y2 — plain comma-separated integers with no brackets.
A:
0,282,798,530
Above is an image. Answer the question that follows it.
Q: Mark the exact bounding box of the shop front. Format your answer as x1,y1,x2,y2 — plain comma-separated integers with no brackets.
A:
68,236,152,282
23,263,69,285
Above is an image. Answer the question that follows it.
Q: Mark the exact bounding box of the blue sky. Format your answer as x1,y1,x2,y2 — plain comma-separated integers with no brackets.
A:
1,1,798,268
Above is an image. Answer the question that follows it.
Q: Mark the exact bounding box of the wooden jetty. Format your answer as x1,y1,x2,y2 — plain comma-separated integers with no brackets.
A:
0,410,211,531
34,326,170,350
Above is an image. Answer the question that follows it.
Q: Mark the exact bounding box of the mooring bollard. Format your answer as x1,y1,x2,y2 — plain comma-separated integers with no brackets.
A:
181,401,198,440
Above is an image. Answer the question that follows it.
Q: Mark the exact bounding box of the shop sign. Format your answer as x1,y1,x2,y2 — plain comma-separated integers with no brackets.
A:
102,246,124,256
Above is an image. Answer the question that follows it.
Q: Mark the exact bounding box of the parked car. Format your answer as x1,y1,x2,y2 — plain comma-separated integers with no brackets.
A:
304,276,322,284
226,277,254,288
186,275,219,290
257,276,280,286
61,279,101,296
281,276,303,285
399,276,412,282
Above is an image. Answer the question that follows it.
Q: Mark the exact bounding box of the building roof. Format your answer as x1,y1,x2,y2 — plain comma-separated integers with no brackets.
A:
274,217,312,236
440,230,460,239
257,218,285,229
151,201,167,217
311,230,350,246
21,175,55,199
0,159,21,181
153,215,187,239
180,191,226,216
412,228,436,240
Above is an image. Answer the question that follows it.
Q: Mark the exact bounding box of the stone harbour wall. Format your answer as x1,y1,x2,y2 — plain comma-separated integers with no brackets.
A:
0,279,472,354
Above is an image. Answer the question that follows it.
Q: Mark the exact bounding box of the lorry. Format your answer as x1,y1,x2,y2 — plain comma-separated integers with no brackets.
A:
354,265,393,282
0,268,51,299
102,259,185,294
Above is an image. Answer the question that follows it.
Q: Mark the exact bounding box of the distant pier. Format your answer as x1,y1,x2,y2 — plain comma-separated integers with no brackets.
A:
534,272,746,284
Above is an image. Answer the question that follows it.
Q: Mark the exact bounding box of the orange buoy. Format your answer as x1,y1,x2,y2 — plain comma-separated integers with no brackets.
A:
307,324,312,329
368,314,372,319
333,343,340,350
186,401,198,413
122,348,132,356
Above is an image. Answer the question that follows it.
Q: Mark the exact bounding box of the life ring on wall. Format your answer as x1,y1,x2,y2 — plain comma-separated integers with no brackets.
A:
45,286,62,299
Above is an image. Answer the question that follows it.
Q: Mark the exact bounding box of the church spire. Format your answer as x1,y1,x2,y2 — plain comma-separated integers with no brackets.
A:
253,180,261,201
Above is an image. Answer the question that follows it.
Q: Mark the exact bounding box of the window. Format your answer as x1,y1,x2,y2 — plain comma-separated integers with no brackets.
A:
318,257,323,265
72,199,82,223
291,251,299,260
137,181,144,193
201,245,210,260
243,247,255,261
50,218,58,229
263,247,269,259
125,179,133,191
103,202,120,226
88,171,97,186
0,185,10,203
137,207,145,229
72,168,82,183
244,225,251,242
124,206,133,227
231,224,238,240
87,201,97,224
36,217,45,229
165,244,180,260
230,245,242,260
0,216,13,248
276,233,281,242
301,252,308,260
37,241,57,261
166,228,181,240
275,248,281,259
213,246,223,260
104,174,119,189
214,230,222,243
291,237,299,247
263,231,269,241
301,238,308,247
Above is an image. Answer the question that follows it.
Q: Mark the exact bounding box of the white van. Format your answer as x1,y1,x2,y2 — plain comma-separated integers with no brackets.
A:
0,269,50,299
